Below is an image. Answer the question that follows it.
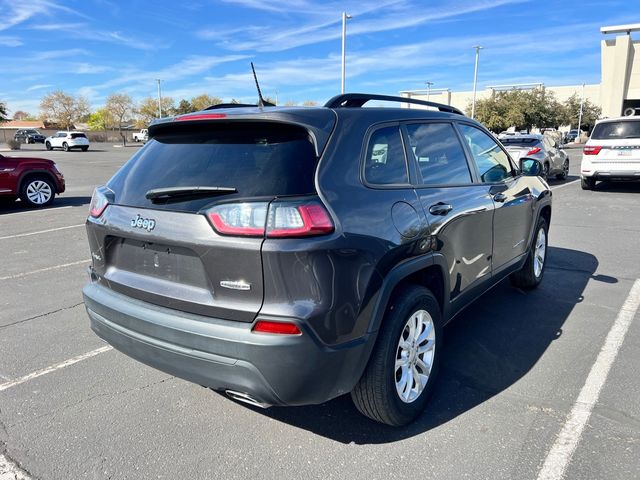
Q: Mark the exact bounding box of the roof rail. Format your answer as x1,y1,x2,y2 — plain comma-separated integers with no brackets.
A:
323,93,464,115
205,101,276,110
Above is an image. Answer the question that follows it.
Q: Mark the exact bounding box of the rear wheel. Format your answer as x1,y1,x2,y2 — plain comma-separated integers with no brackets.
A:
351,285,442,426
45,141,52,151
20,176,55,207
556,159,569,180
510,217,548,289
81,146,89,151
581,176,596,190
542,162,550,179
62,142,69,152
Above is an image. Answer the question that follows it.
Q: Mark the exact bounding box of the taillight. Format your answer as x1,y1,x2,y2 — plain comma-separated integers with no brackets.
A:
252,320,302,335
266,202,334,237
583,145,602,155
526,147,542,155
89,188,109,218
205,200,334,238
176,113,227,121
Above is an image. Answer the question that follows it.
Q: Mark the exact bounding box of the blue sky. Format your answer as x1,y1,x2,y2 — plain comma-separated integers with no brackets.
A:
0,0,637,115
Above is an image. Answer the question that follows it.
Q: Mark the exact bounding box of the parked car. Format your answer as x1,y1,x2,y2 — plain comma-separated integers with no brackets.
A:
45,131,90,152
580,116,640,190
499,134,569,180
14,129,46,144
566,129,580,143
132,129,148,142
0,153,65,207
83,93,551,426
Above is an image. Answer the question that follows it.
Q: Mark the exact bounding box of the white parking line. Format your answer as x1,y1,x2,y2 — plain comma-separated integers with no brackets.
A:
0,346,113,393
0,259,89,281
0,454,32,480
551,179,580,190
0,224,84,241
537,279,640,480
0,205,74,217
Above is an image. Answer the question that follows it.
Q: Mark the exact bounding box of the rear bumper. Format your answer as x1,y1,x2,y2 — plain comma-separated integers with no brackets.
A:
581,157,640,180
83,282,371,406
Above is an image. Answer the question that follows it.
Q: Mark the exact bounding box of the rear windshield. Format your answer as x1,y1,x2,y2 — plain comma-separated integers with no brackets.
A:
591,121,640,139
501,138,540,147
108,122,317,212
70,133,87,139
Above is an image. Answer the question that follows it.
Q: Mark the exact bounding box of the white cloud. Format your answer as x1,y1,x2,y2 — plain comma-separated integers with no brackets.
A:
0,0,88,31
0,36,22,46
33,48,90,61
26,84,53,91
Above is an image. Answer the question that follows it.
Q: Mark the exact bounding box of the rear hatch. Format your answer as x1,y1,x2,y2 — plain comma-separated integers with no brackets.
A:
500,137,543,161
87,113,335,322
586,120,640,164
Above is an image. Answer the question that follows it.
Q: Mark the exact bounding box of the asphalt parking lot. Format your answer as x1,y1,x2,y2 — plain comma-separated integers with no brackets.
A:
1,144,639,480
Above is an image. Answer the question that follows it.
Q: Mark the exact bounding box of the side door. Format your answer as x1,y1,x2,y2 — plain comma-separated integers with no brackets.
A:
404,121,494,307
457,123,535,272
51,132,62,147
0,154,18,193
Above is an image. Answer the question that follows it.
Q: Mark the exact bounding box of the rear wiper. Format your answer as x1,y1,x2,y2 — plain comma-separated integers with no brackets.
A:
145,186,237,202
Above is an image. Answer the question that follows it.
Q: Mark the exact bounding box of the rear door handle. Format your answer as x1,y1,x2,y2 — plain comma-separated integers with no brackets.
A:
429,202,453,216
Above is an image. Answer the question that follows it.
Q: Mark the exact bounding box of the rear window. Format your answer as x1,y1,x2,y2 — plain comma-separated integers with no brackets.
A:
70,133,87,139
108,122,317,212
501,138,540,147
591,121,640,139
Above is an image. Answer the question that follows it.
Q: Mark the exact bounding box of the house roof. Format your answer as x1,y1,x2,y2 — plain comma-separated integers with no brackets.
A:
0,120,46,129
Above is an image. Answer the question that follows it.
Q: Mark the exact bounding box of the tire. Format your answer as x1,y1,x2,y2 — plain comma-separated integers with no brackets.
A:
556,160,569,180
542,162,550,180
45,142,52,151
19,176,55,208
509,216,548,290
25,137,31,144
581,176,596,190
351,285,442,426
62,142,69,152
81,146,89,151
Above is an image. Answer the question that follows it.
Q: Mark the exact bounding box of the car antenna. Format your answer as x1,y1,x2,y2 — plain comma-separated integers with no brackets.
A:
251,62,275,108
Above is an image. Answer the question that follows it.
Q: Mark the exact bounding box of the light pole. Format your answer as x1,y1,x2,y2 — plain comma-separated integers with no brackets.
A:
156,79,163,118
471,45,483,119
576,82,585,143
341,12,352,94
425,81,434,101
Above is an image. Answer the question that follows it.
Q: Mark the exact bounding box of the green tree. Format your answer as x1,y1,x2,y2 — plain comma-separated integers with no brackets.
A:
88,108,114,133
39,90,90,130
0,101,7,122
174,99,193,115
105,93,134,146
136,96,175,127
559,94,601,131
190,94,222,111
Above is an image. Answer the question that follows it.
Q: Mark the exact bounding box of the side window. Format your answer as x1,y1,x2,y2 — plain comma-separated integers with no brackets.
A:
458,124,514,183
406,123,472,185
364,126,408,185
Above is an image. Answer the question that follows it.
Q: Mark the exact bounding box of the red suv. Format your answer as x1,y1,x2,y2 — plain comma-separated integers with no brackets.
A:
0,153,65,207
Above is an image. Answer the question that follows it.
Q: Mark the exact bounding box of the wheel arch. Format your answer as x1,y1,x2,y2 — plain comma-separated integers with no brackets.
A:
18,170,59,194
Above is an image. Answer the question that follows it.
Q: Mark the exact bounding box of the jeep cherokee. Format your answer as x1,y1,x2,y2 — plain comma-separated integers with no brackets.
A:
83,93,551,426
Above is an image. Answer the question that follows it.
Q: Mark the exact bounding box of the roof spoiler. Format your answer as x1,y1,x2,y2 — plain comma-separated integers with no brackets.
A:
324,93,464,115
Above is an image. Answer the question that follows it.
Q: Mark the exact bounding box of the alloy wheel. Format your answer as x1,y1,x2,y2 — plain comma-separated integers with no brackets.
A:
533,227,546,278
26,180,52,205
395,309,436,403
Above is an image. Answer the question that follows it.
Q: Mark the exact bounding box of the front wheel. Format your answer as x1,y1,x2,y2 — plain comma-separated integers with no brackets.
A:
581,176,596,190
20,176,55,207
510,217,548,289
62,142,69,152
351,285,442,426
45,142,52,151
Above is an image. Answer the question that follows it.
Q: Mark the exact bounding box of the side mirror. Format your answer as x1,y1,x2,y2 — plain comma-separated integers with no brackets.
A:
520,157,543,177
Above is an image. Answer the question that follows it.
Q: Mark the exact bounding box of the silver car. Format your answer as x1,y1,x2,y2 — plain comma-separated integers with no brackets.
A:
499,134,569,180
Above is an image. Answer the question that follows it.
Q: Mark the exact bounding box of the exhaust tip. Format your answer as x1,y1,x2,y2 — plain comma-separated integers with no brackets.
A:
225,390,270,409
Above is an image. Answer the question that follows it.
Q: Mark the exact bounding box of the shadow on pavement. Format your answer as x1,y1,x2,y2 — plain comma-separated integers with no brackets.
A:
238,246,606,444
0,195,91,214
593,181,640,194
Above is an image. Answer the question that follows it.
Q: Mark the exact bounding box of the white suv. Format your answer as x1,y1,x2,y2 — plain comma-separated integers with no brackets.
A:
45,131,90,152
581,117,640,190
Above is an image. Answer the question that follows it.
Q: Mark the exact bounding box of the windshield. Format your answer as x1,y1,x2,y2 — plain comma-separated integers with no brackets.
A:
591,121,640,139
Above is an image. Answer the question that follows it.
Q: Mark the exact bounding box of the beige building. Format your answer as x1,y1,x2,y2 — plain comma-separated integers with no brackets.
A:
401,23,640,120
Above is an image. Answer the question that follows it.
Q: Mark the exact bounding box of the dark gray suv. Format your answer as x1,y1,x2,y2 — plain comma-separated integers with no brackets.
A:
83,94,551,426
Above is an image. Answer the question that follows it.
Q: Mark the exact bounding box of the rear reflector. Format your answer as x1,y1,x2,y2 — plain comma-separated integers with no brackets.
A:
176,113,227,121
253,320,302,335
583,145,602,155
526,147,542,155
